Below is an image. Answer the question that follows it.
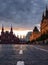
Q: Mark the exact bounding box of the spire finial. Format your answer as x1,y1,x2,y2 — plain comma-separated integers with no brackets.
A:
42,12,44,18
10,24,13,34
45,5,48,18
1,24,4,33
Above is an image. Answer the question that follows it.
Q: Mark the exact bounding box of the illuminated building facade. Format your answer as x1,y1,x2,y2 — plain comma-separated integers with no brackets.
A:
40,6,48,34
30,26,40,41
30,6,48,42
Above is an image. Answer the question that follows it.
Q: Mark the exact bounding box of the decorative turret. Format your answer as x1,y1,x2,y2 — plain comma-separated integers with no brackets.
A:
10,24,13,35
33,26,39,32
41,12,45,23
2,24,4,32
1,24,4,35
42,12,44,19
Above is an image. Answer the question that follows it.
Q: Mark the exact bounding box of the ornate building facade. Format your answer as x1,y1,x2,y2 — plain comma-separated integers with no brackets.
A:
30,6,48,42
0,25,20,44
40,6,48,34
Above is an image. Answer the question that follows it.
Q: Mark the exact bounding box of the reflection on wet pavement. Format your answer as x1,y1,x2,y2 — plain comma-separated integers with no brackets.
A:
0,44,48,65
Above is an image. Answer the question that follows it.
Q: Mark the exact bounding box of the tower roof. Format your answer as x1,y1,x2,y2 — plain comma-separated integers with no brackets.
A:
41,12,45,23
10,24,13,34
42,12,44,18
33,26,39,32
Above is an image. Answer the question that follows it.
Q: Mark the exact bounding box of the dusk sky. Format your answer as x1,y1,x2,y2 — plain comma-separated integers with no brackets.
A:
0,0,48,31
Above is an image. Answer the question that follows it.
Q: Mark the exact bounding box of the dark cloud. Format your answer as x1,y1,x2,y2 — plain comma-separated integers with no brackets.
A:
0,0,48,29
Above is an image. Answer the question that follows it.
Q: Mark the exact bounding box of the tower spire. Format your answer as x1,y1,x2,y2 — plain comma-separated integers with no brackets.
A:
42,12,44,19
10,24,13,34
45,5,48,18
11,24,12,31
41,12,44,23
1,24,4,35
2,24,4,32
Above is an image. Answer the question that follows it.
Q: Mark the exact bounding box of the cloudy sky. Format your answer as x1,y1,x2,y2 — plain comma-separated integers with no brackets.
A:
0,0,48,31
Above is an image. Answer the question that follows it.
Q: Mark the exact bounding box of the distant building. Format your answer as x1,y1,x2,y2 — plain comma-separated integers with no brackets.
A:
40,6,48,34
26,31,32,41
30,26,40,41
0,25,20,44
